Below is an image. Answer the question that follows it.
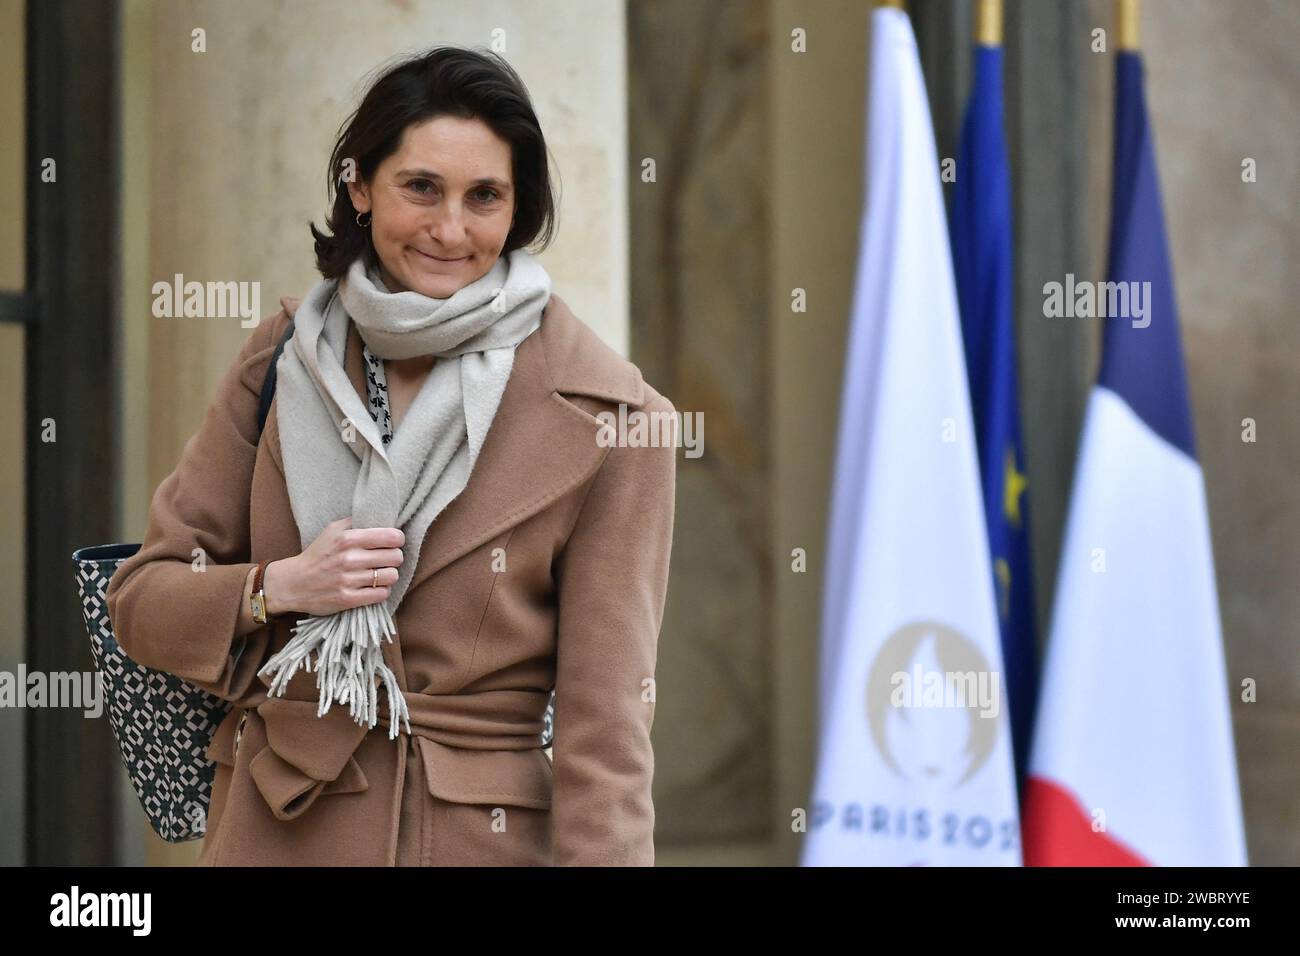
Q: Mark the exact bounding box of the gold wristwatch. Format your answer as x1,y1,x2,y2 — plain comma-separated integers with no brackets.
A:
250,559,274,625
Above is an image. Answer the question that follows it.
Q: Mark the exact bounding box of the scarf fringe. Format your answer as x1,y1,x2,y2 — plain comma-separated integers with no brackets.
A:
257,602,413,738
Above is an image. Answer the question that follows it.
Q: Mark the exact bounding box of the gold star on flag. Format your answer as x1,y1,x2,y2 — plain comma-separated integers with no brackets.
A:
1004,445,1027,528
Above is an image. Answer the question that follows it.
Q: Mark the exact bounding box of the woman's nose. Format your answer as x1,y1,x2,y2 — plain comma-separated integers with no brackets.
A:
427,203,467,248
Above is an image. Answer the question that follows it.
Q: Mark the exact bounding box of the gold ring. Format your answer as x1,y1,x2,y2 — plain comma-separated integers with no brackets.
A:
372,568,378,588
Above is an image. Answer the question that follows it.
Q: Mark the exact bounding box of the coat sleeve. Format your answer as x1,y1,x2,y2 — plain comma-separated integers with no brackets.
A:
550,391,678,866
105,309,288,702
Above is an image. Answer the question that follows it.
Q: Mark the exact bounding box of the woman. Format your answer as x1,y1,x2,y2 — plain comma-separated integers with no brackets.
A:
105,46,677,866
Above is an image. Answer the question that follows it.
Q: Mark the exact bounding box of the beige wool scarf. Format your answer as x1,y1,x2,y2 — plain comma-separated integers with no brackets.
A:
258,248,551,736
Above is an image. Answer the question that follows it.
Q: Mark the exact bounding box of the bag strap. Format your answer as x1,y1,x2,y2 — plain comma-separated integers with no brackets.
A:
256,318,296,441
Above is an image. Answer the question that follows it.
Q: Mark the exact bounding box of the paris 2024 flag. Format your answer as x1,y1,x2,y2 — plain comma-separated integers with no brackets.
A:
1020,49,1248,866
800,5,1022,867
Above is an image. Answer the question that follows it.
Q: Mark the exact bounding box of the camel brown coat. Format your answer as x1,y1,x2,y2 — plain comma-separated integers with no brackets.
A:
105,291,677,866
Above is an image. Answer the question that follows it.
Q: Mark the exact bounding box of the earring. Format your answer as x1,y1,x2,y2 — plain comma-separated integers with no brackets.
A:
356,210,372,228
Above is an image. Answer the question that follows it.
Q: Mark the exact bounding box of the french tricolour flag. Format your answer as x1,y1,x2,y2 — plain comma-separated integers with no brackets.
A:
1020,49,1248,866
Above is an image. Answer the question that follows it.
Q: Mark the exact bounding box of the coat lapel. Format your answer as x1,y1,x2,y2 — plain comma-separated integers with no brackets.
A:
285,292,644,598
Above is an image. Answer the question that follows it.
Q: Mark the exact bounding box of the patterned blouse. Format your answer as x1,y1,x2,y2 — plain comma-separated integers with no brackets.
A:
360,341,394,445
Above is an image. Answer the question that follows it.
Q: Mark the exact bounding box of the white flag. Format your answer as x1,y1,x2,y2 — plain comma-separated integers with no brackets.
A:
801,7,1022,866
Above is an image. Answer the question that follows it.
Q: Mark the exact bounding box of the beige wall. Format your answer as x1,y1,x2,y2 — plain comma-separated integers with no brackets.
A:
118,0,627,864
1141,0,1300,864
770,0,875,867
626,0,777,863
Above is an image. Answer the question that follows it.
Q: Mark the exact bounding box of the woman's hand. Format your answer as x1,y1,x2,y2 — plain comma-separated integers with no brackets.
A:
265,516,405,617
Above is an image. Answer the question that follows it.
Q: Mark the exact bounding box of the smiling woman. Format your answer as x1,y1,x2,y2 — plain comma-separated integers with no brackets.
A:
106,44,677,868
346,116,519,301
310,47,556,290
315,52,560,451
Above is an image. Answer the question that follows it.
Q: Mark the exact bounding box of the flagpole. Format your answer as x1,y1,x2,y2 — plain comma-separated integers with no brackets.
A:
976,0,1003,47
1117,0,1140,50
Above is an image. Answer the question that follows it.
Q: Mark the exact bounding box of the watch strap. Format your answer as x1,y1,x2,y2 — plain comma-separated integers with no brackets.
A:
251,559,272,623
252,559,270,595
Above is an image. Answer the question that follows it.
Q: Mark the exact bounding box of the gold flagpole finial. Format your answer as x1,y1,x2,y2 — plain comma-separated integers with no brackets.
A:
877,0,905,9
1117,0,1140,50
976,0,1003,46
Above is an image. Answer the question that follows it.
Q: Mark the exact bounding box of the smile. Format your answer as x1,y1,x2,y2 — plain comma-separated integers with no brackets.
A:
411,248,469,263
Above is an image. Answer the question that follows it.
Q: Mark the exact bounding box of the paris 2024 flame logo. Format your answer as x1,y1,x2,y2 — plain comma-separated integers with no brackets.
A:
865,620,1002,790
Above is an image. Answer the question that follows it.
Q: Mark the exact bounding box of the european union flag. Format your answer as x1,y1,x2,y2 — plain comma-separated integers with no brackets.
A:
949,42,1038,796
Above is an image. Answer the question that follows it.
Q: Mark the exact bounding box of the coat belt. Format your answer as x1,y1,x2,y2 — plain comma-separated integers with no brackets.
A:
235,687,549,821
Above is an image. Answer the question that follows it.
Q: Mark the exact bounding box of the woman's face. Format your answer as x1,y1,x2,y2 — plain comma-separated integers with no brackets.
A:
347,115,516,298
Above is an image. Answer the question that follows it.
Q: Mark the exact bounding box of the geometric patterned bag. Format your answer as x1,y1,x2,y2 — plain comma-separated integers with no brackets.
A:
72,541,229,843
68,320,299,844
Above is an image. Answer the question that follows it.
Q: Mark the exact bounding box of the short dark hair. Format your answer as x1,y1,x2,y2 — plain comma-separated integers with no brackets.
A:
309,45,559,280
